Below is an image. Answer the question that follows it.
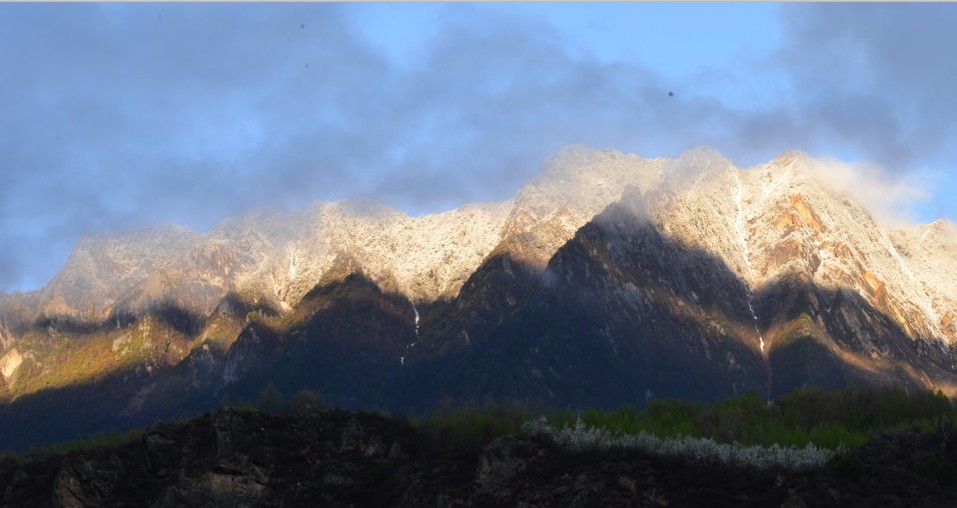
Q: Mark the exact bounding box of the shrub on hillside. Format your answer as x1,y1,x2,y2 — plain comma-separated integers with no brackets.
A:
522,416,835,471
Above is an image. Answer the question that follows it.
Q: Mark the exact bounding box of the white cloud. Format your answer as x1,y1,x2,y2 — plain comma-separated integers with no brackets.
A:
801,158,930,227
1,3,956,291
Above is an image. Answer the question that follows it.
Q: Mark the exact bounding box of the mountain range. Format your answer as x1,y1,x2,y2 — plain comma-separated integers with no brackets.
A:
2,145,956,450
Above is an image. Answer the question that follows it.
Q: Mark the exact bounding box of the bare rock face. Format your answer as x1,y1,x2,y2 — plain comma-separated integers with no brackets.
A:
0,348,21,381
140,409,420,507
477,435,542,498
52,453,123,508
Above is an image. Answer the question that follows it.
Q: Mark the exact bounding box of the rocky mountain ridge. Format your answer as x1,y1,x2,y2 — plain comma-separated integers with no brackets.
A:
1,145,956,450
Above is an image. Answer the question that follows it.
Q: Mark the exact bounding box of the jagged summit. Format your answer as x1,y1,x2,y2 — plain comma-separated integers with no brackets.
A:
3,146,954,334
10,146,660,321
764,149,811,169
4,145,954,321
2,145,956,449
499,146,662,268
33,224,202,322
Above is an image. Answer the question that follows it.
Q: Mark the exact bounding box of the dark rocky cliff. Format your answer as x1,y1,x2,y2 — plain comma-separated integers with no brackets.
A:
3,408,957,507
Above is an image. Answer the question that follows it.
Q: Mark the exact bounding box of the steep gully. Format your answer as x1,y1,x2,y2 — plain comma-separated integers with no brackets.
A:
732,167,773,401
401,303,419,366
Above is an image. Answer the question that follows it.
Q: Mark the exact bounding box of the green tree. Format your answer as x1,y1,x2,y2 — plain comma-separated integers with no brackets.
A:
290,387,324,411
257,381,284,413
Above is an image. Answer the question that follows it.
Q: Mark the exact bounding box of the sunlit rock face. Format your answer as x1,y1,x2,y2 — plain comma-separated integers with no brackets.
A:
1,145,957,451
1,348,21,380
19,145,951,349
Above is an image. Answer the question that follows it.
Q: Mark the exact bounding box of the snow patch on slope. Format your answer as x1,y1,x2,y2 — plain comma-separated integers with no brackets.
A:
731,168,764,353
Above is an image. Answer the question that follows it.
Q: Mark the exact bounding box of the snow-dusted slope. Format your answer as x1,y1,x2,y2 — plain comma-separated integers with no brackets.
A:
33,225,201,322
496,146,663,268
646,147,754,282
890,220,957,344
242,199,515,307
745,155,950,346
647,150,956,349
3,145,955,356
2,144,957,425
18,145,663,325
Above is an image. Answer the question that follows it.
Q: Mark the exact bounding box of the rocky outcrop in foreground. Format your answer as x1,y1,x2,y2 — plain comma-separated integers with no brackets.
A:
3,408,957,507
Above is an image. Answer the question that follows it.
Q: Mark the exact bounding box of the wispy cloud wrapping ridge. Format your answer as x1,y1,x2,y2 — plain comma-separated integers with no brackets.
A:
0,3,954,291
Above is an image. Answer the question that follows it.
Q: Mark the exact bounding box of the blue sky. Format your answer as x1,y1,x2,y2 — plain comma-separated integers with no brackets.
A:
1,3,956,292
